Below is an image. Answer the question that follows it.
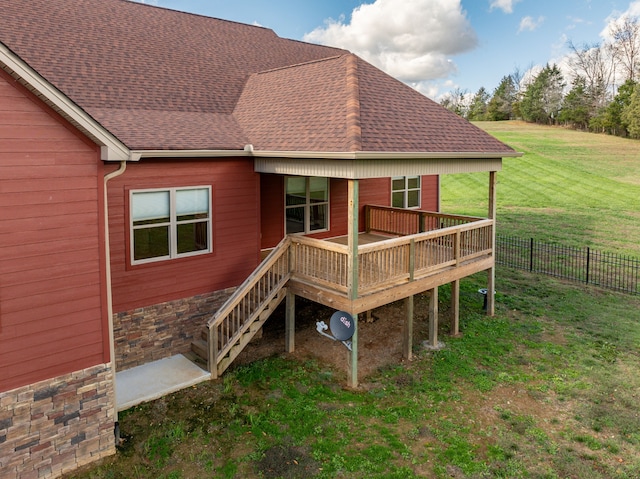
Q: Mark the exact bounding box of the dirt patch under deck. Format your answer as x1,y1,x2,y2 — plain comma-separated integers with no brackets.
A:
232,293,448,381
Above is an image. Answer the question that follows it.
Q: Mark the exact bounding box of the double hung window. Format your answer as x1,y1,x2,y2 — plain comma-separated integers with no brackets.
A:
285,177,329,234
391,176,421,209
130,186,211,264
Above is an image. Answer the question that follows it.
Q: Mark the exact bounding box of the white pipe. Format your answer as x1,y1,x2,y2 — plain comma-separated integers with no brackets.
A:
103,161,127,424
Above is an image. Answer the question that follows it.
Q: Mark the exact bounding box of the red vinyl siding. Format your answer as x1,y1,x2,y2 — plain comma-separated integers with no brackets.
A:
108,158,261,313
260,175,440,249
0,72,108,392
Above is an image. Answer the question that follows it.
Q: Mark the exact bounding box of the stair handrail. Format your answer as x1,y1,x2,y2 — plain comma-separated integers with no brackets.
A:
206,236,292,376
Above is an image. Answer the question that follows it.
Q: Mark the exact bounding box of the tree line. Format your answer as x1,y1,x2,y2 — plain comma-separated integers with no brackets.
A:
441,16,640,139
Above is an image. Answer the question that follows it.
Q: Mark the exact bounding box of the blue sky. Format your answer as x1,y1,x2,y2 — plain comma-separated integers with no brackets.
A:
136,0,640,99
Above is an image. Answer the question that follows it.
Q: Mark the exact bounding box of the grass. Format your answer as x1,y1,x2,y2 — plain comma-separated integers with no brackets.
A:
66,121,640,478
67,269,640,479
442,121,640,256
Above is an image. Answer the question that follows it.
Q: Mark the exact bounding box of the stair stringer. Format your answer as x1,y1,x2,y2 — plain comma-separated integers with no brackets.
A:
206,237,292,378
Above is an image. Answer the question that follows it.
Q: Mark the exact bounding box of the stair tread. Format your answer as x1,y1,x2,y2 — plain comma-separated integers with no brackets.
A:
191,338,208,361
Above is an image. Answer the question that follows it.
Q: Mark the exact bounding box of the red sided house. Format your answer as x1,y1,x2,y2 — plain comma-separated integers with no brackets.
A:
0,0,519,477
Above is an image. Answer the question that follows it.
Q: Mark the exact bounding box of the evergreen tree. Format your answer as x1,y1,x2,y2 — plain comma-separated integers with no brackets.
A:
559,76,591,129
520,64,565,124
487,75,516,120
591,79,637,135
622,83,640,138
467,87,489,121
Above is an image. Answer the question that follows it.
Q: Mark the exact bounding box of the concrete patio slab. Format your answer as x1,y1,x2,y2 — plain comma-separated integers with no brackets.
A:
115,355,210,411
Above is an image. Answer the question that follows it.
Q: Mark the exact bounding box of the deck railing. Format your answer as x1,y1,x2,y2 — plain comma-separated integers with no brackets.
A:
290,208,493,296
358,219,493,293
365,205,484,235
290,236,349,292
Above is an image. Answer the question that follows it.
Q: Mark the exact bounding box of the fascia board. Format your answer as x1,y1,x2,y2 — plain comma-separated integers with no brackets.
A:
1,42,130,162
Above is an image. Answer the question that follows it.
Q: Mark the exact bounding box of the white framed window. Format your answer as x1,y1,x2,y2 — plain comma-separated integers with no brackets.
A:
285,177,329,234
130,186,212,264
391,176,421,209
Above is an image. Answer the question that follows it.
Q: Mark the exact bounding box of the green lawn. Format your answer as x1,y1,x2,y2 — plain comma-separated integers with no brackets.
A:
68,269,640,479
67,122,640,479
441,121,640,256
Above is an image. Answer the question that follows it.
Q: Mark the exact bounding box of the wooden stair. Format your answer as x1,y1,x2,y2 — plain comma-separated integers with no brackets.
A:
215,287,287,375
190,331,208,365
191,237,292,378
190,287,287,370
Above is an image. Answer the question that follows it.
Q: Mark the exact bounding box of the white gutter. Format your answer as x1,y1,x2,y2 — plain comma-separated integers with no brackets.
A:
128,149,253,161
251,150,523,159
129,148,522,161
103,161,127,426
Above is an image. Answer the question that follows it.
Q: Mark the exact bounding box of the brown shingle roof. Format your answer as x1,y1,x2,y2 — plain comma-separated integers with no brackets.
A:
0,0,515,155
234,56,355,151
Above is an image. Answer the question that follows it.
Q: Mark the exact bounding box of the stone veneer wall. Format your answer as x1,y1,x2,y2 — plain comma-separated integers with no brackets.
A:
113,288,236,371
0,364,115,479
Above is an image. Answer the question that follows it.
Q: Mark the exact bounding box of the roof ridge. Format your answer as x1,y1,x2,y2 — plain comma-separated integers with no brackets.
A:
345,54,362,152
120,0,277,33
254,54,346,76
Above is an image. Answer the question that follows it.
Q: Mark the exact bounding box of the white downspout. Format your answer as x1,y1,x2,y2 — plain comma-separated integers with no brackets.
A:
103,160,127,431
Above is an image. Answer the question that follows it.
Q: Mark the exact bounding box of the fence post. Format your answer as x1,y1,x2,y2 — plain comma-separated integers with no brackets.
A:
586,247,590,285
496,234,638,296
529,237,534,272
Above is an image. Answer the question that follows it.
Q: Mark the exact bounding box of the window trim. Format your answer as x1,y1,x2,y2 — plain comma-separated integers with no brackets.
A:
391,176,421,209
129,185,212,265
284,176,330,235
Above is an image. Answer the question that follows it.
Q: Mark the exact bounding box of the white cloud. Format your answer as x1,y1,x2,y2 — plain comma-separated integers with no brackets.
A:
600,0,640,40
518,16,545,33
489,0,521,14
303,0,477,84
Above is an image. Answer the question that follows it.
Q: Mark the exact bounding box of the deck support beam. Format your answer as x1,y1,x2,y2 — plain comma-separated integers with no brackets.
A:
285,290,295,353
428,286,439,348
487,171,497,316
347,179,359,388
402,295,414,360
450,280,460,336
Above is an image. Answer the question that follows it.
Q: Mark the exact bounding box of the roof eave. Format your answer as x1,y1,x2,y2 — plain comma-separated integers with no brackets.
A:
129,148,522,179
252,150,523,160
129,148,522,161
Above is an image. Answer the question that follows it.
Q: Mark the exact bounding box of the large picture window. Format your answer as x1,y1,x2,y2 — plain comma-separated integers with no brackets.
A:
130,186,211,264
391,176,421,209
285,177,329,234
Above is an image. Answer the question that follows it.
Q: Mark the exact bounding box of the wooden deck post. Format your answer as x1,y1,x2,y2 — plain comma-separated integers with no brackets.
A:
487,171,497,316
428,286,439,347
450,280,460,336
347,179,359,388
402,295,414,360
285,290,295,353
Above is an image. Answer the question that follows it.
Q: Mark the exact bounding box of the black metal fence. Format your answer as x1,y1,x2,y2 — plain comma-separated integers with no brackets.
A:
496,236,640,295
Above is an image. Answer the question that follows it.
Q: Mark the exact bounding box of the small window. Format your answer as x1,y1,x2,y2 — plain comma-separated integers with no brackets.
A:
130,186,211,264
285,177,329,234
391,176,421,209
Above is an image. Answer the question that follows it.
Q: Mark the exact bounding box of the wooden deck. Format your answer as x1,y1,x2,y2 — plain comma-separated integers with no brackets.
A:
287,207,494,314
206,206,495,379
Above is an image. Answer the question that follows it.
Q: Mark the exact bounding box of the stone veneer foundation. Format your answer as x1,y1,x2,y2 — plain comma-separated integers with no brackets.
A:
113,288,236,371
0,364,115,479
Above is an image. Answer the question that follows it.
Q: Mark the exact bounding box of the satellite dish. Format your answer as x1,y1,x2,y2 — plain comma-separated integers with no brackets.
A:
316,310,355,350
329,311,355,341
